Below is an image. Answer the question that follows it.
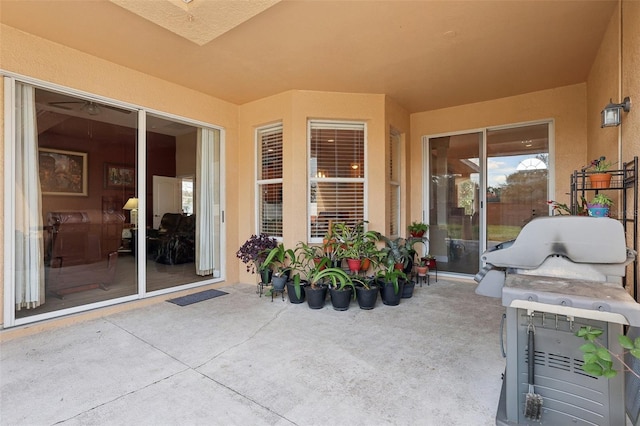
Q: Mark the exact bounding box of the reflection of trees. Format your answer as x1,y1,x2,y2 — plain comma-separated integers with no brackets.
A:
499,169,548,221
500,169,548,202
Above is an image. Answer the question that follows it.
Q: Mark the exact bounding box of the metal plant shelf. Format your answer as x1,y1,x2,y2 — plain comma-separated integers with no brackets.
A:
570,156,638,300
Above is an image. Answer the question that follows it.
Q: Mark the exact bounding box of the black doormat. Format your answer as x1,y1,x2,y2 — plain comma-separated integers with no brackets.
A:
167,289,228,306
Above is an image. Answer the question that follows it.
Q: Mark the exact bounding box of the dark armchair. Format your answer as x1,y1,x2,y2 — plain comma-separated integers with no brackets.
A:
148,213,196,265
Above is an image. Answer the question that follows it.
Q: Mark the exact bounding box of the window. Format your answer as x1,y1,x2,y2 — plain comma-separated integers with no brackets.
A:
389,129,401,238
256,124,283,237
308,120,366,241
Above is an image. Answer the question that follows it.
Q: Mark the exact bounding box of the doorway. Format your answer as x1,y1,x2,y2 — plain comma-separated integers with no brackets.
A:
425,122,550,276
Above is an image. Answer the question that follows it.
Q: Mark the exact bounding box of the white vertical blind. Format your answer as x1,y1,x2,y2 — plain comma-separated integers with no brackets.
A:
309,121,365,240
256,124,283,236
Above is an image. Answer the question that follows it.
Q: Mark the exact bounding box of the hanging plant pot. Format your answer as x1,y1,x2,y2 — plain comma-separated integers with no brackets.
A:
356,284,378,310
589,173,612,189
347,258,362,273
305,285,328,309
587,203,610,217
329,287,353,311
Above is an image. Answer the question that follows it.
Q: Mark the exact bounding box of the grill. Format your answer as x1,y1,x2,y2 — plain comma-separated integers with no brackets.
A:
475,216,640,425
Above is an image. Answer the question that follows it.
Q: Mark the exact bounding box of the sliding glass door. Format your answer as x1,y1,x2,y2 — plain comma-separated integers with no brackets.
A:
426,122,550,276
5,78,223,326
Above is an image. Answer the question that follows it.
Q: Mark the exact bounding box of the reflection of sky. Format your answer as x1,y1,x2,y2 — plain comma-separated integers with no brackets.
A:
487,155,547,187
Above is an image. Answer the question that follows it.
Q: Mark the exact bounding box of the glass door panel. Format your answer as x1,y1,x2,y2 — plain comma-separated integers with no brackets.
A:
486,124,549,249
428,132,481,275
15,85,138,319
145,114,221,292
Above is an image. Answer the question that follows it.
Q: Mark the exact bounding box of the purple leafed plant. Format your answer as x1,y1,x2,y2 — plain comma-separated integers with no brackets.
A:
236,234,278,273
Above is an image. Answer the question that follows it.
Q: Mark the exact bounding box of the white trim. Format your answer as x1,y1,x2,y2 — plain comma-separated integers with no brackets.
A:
422,119,553,275
255,122,284,237
3,76,16,327
2,75,227,328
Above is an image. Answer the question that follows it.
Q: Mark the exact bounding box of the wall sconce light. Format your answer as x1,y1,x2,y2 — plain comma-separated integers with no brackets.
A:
601,96,631,128
123,197,139,226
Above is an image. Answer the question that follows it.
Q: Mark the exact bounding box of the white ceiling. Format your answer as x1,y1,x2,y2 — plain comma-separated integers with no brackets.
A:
0,0,617,113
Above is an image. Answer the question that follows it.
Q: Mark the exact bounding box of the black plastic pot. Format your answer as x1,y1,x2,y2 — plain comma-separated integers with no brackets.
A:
401,280,415,298
329,287,353,311
379,279,404,306
260,268,273,284
272,274,287,291
286,280,306,304
356,285,379,310
306,285,328,309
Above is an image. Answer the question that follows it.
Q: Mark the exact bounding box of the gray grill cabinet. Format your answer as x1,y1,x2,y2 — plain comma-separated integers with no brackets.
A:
475,216,640,425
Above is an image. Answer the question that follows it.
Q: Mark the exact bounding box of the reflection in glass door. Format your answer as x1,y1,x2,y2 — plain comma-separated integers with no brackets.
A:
428,132,482,275
486,123,549,249
427,123,550,277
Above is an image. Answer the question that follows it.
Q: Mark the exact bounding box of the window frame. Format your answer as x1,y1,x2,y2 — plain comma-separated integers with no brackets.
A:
307,120,367,243
255,123,284,238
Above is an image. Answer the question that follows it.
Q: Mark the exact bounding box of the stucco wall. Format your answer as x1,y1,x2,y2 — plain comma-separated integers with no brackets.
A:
409,84,588,221
0,24,239,331
237,90,387,284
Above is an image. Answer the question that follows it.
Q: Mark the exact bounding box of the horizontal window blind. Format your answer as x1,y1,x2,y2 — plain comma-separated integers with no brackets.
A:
257,124,283,237
309,121,365,240
389,129,401,238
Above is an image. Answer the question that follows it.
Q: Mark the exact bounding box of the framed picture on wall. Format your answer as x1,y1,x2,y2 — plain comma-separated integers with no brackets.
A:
104,163,135,189
38,148,88,196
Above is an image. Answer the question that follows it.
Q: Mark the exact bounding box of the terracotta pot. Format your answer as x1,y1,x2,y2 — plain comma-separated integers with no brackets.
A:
416,265,428,276
360,258,371,272
589,173,612,189
347,258,362,273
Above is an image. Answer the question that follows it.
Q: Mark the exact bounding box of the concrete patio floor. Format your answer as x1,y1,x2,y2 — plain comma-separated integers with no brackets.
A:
1,279,506,425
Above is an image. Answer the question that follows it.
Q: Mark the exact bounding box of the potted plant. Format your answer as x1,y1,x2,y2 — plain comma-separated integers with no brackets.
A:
354,276,379,310
408,221,429,238
325,267,357,311
547,196,589,216
587,193,613,217
305,266,349,309
236,233,278,284
332,221,380,274
415,257,429,276
261,243,296,291
375,266,407,306
583,156,614,189
380,236,413,273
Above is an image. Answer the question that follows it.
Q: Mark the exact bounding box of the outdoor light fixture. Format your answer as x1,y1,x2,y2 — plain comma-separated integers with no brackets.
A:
123,197,139,226
601,96,631,128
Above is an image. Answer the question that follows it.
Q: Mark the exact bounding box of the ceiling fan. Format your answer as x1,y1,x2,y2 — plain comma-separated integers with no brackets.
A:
48,100,131,116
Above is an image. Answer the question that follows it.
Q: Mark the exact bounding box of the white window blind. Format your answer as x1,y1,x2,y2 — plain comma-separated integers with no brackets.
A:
256,124,283,237
309,121,365,240
389,129,401,238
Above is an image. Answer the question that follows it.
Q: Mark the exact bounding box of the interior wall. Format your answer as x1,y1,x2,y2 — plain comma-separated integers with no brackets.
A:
0,24,239,329
409,84,588,222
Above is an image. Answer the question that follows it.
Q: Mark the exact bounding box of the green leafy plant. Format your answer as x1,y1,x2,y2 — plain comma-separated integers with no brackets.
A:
380,236,413,270
589,193,614,207
236,234,278,273
261,243,296,276
408,221,429,236
576,326,640,379
375,265,407,295
583,156,613,172
547,196,589,216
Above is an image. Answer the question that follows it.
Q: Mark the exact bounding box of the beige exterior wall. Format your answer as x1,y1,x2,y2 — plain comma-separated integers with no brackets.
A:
0,25,240,334
237,90,388,284
409,84,588,220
